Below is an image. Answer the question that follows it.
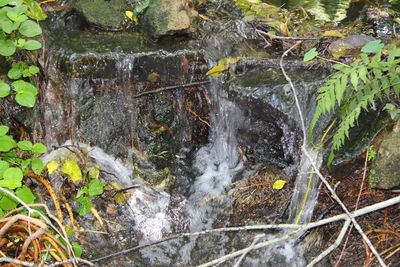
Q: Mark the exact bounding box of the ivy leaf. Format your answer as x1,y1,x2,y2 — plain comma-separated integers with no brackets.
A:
87,179,106,196
0,161,10,178
1,167,23,189
31,143,47,154
31,158,44,175
17,140,33,150
0,193,18,211
361,40,384,54
0,81,10,98
15,185,34,204
76,196,92,216
61,160,82,182
23,39,41,50
46,160,58,174
15,91,36,107
0,125,9,136
272,179,287,190
0,39,16,56
12,80,38,96
303,48,318,62
28,65,39,75
18,20,42,37
0,135,16,152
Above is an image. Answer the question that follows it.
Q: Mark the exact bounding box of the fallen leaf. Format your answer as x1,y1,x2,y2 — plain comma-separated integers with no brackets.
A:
322,30,345,38
272,179,287,190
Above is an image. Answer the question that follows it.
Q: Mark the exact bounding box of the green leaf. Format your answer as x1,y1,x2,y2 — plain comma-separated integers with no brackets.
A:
76,187,88,199
134,0,150,14
31,143,47,154
23,0,47,20
12,80,38,96
15,37,26,47
15,185,34,204
0,160,10,178
87,179,106,196
1,167,23,189
18,19,41,37
8,0,24,6
15,91,35,107
8,62,27,79
0,39,16,56
28,65,39,75
0,0,11,6
17,140,33,150
61,160,82,182
23,39,41,50
31,158,44,174
0,125,9,136
20,158,31,174
76,196,92,216
361,40,384,54
72,242,83,258
0,81,10,97
0,135,16,152
350,69,358,90
0,193,18,210
303,48,318,62
7,12,27,22
0,208,4,218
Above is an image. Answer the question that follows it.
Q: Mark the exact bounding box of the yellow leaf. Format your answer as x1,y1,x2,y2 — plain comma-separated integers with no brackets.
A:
206,64,228,77
272,179,287,190
199,14,211,21
46,160,58,174
61,160,83,182
322,30,345,38
279,22,290,37
125,11,134,20
88,166,100,179
147,72,159,82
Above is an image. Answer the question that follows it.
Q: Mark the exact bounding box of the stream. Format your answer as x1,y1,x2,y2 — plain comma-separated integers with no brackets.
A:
19,1,366,266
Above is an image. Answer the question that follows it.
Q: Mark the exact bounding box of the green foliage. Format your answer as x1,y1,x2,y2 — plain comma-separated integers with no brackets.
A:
367,146,377,161
0,0,45,107
308,40,400,166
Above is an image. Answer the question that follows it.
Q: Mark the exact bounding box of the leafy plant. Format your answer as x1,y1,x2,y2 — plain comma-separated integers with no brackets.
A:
125,0,150,23
308,40,400,165
0,0,45,107
0,125,47,214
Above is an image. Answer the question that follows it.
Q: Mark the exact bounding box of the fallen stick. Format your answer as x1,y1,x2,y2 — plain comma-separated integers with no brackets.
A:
133,81,210,99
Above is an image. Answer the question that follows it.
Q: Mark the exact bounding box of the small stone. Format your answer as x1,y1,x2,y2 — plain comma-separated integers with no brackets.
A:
328,35,376,57
142,0,193,38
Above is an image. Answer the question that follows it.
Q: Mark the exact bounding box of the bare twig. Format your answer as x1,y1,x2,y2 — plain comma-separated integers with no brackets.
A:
256,29,318,41
133,81,210,99
0,257,40,267
48,258,98,267
233,234,264,267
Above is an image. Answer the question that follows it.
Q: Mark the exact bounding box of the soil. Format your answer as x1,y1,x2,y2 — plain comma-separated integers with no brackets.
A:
311,155,400,266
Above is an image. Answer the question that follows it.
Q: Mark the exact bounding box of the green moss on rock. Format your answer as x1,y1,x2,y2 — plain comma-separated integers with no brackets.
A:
74,0,133,31
369,119,400,189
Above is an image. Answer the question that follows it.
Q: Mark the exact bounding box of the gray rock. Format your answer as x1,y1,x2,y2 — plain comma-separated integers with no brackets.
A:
74,0,133,31
369,119,400,189
142,0,193,38
328,35,376,57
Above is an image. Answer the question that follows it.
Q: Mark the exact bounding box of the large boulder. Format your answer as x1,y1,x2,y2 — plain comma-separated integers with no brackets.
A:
142,0,194,38
328,35,376,57
74,0,133,31
369,119,400,189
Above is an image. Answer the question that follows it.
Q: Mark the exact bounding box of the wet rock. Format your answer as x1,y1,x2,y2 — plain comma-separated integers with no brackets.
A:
369,119,400,189
365,6,397,39
74,0,133,31
142,0,194,38
328,35,376,57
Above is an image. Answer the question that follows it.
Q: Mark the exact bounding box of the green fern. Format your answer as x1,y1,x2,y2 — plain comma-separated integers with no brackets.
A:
309,43,400,166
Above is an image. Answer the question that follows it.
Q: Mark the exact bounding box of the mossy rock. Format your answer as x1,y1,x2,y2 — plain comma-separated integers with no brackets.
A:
328,35,376,58
74,0,133,31
142,0,192,38
369,119,400,189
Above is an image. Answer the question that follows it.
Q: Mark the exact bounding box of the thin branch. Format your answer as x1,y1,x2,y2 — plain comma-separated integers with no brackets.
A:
0,257,40,267
256,29,318,41
48,258,98,267
233,234,264,267
133,81,210,99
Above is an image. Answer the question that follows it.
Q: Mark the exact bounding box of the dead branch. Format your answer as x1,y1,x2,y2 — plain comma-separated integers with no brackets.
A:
132,81,210,99
0,257,40,267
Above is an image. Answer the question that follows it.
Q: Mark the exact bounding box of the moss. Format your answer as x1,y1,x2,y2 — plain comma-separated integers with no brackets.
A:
74,0,132,31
